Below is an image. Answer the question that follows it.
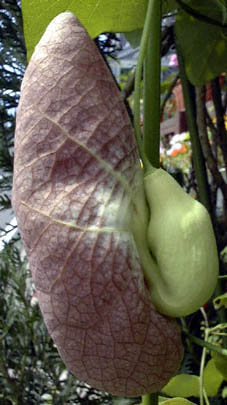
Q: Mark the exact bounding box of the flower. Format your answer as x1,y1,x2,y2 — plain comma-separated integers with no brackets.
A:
167,143,187,157
169,53,178,67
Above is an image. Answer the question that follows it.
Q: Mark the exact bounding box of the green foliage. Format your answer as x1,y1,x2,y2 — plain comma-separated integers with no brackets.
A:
212,350,227,379
175,0,227,85
162,0,178,15
160,399,196,405
21,0,178,59
213,293,227,309
22,0,227,85
124,30,143,49
21,0,148,60
0,0,26,211
162,359,225,398
203,359,224,397
119,0,177,50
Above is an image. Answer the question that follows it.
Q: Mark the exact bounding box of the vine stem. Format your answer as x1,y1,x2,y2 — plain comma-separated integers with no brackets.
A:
174,35,212,213
182,328,227,357
133,0,161,172
199,308,209,405
134,2,162,400
143,1,162,168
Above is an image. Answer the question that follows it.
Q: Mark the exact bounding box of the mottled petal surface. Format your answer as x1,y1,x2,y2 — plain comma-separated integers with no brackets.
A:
13,12,183,396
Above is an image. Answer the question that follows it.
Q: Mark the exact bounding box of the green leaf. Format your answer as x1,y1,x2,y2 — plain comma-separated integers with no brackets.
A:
162,361,224,399
203,359,224,396
222,386,227,398
213,293,227,309
125,0,178,48
162,0,178,14
161,399,196,405
175,1,227,85
124,29,142,48
159,397,172,403
22,0,148,60
177,0,227,24
162,374,200,398
138,397,196,405
211,351,227,379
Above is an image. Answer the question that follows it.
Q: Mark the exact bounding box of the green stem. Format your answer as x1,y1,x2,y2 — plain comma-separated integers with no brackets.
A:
200,346,206,405
160,74,179,118
143,1,162,168
174,35,211,213
142,392,159,405
203,389,210,405
183,329,227,356
199,310,209,405
134,0,161,172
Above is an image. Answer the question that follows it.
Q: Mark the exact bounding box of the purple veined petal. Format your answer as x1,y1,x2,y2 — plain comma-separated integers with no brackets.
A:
12,12,183,396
